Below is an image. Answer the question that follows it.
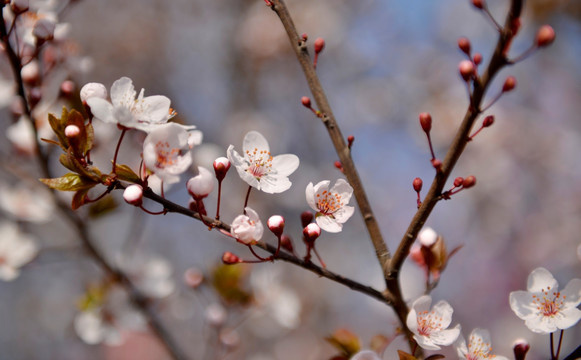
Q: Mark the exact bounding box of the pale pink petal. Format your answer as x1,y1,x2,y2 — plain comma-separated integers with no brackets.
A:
243,130,269,153
86,97,116,124
560,278,581,307
315,215,342,233
527,267,558,293
271,154,299,176
110,77,136,108
509,291,536,320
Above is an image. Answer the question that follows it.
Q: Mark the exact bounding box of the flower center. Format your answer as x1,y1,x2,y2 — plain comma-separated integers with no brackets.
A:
315,190,343,216
467,335,493,360
245,148,273,179
154,141,181,168
532,286,565,317
416,310,443,336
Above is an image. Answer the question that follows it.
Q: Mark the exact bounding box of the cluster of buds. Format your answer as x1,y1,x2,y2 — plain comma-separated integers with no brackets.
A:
441,175,476,200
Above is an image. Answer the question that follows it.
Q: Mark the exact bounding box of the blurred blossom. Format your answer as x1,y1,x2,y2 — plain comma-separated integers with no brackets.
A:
227,131,299,194
205,303,227,327
74,308,123,346
0,184,55,222
509,267,581,334
351,350,381,360
117,255,175,299
455,328,508,360
0,221,38,281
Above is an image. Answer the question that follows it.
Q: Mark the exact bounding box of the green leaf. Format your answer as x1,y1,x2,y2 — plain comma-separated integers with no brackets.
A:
48,112,69,151
114,163,141,183
72,187,93,210
40,173,98,191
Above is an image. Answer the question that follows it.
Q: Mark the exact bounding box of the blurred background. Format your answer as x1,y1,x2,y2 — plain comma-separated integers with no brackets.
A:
0,0,580,358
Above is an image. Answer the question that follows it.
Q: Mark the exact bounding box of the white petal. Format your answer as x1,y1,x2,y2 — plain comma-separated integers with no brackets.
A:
330,178,353,202
243,131,269,153
86,98,117,124
272,154,299,176
555,307,581,330
110,77,136,107
333,205,355,224
227,145,248,169
509,291,536,320
525,314,556,333
454,334,469,359
432,300,454,328
259,174,292,194
414,333,441,350
560,278,581,307
411,295,432,313
137,95,171,123
315,215,342,233
351,350,381,360
431,324,461,346
406,307,419,334
527,267,558,293
305,182,317,211
313,180,330,195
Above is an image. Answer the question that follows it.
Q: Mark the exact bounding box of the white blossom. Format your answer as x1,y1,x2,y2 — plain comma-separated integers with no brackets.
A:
406,295,461,350
227,131,299,193
509,267,581,333
186,166,215,198
0,184,54,223
231,207,263,245
455,328,508,360
305,179,355,233
0,222,39,281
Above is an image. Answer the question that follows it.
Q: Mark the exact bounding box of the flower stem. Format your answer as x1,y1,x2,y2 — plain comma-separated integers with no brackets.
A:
247,244,271,262
551,332,556,360
215,179,223,220
243,185,252,212
555,330,564,360
112,128,127,173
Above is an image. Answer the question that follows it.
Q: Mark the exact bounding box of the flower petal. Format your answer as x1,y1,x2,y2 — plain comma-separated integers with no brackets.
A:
259,174,292,194
330,178,353,202
272,154,299,176
555,307,581,330
243,130,269,153
560,278,581,308
430,324,461,346
137,95,172,123
305,182,317,211
333,205,355,224
432,300,454,329
315,215,342,233
509,290,536,320
110,77,135,108
527,267,558,293
86,98,116,124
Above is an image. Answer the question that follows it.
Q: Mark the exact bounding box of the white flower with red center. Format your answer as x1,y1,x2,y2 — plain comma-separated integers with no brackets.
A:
406,295,461,350
509,267,581,333
0,221,39,281
455,328,508,360
86,77,191,133
143,123,202,184
305,179,355,233
227,131,299,194
230,207,264,245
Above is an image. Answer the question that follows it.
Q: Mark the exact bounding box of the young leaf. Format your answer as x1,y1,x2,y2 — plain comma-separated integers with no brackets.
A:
397,350,418,360
325,328,361,356
40,173,98,191
114,163,141,184
72,187,94,210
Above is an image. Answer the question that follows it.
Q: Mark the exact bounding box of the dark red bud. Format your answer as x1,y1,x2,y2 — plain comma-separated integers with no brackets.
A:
463,175,476,188
222,252,241,265
513,339,530,360
413,178,423,192
473,53,483,65
303,223,321,243
301,96,311,108
213,157,231,181
347,135,355,148
431,159,442,171
314,38,325,54
458,37,471,55
483,115,494,127
301,33,308,41
334,161,343,171
300,211,314,228
419,112,432,133
453,177,464,187
536,25,555,47
503,76,517,92
472,0,484,9
281,235,294,252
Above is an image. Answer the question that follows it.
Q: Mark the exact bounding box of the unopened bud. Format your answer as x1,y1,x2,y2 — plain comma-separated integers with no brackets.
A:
32,18,56,42
471,0,484,9
301,33,308,41
419,112,432,133
536,25,555,48
187,167,215,199
314,37,325,54
301,96,311,108
123,185,143,206
463,175,476,188
300,211,314,228
205,303,227,327
334,160,343,171
64,124,80,138
418,227,438,247
80,82,107,104
503,76,517,92
267,215,285,237
303,223,321,243
512,339,530,360
413,177,423,192
222,251,241,265
183,267,204,288
21,61,39,85
219,328,240,349
60,80,76,97
459,60,475,81
458,37,471,55
347,135,355,148
431,159,442,171
10,0,29,14
213,157,231,182
473,53,483,65
281,234,294,252
453,177,464,187
483,115,494,127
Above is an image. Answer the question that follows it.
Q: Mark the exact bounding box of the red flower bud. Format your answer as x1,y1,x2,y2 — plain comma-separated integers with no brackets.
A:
314,37,325,54
483,115,494,127
281,234,294,253
123,185,143,206
459,60,475,81
471,0,484,9
303,223,321,243
413,177,423,192
463,175,477,188
473,53,483,65
503,76,517,92
300,211,314,228
222,252,241,265
213,157,230,182
347,135,355,148
419,112,432,133
267,215,285,237
301,96,312,108
513,339,530,360
536,25,555,48
453,177,464,187
458,37,471,55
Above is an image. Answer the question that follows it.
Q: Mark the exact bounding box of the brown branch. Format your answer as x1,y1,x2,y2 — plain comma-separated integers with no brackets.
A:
138,186,391,306
267,0,392,283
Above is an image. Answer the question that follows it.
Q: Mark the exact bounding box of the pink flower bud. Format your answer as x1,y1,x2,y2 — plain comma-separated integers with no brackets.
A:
213,157,230,182
473,52,483,65
267,215,285,237
347,135,355,148
458,37,471,55
483,115,494,127
413,177,423,192
300,211,314,228
301,33,308,41
205,303,227,326
431,159,442,171
419,112,432,133
123,185,143,206
32,18,56,42
187,166,215,199
453,177,464,187
459,60,475,81
222,251,241,265
64,125,80,138
536,25,555,48
303,223,321,243
512,339,530,360
503,76,517,92
60,80,75,97
463,175,476,188
183,267,204,288
418,227,438,247
21,61,39,85
10,0,29,14
314,37,325,54
80,82,107,104
301,96,311,108
472,0,484,9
